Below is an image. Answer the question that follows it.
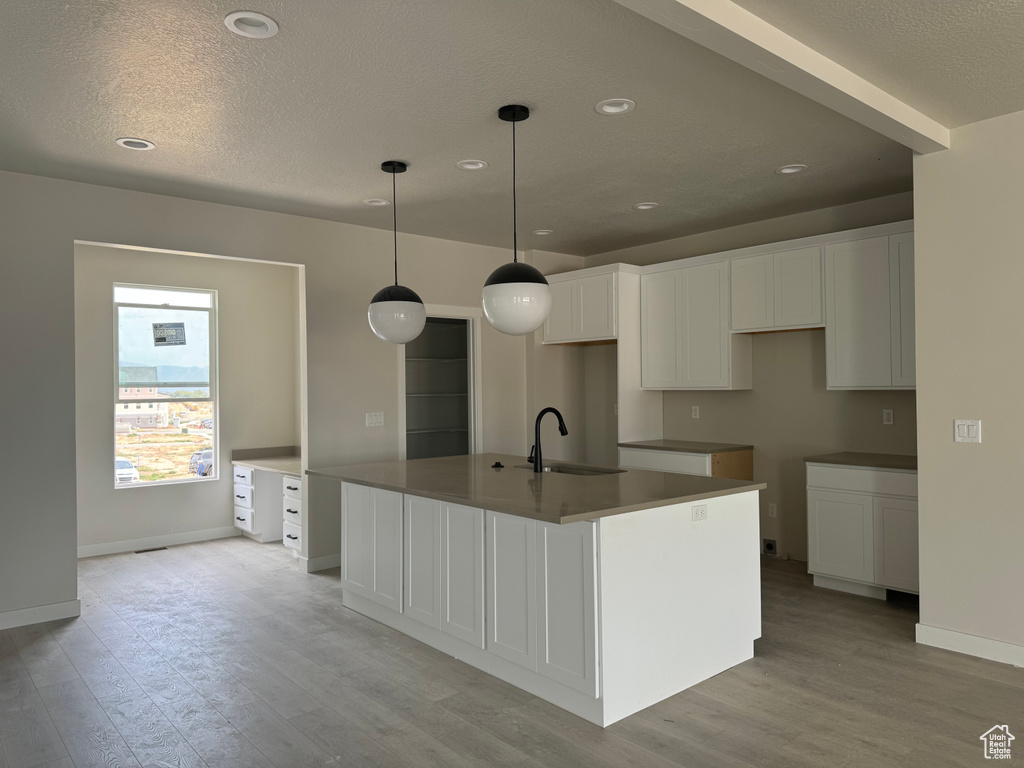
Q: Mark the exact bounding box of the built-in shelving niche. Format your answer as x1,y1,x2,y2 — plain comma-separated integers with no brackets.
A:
405,317,470,460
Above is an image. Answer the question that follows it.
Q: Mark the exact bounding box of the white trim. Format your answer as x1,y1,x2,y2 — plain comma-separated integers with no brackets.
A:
0,599,81,631
301,553,341,573
916,624,1024,668
545,262,642,281
77,526,239,558
641,220,914,274
398,305,484,460
75,239,298,268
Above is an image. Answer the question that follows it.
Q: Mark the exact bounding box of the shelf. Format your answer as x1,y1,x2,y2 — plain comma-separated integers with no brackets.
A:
406,357,467,362
407,428,469,435
406,393,468,398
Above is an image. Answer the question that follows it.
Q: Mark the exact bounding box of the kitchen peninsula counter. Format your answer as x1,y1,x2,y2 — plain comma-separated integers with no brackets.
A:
307,452,764,524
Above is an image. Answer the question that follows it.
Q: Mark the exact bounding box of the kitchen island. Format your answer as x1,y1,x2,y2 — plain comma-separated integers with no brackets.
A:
308,452,765,726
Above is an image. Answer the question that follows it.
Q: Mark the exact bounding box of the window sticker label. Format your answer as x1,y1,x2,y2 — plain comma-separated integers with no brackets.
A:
153,322,186,346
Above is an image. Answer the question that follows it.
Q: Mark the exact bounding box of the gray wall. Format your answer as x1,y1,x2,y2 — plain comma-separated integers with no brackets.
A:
0,169,530,620
914,108,1024,650
75,244,300,552
663,330,917,561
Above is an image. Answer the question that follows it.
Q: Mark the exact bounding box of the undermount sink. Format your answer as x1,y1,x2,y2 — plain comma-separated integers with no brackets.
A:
515,464,625,476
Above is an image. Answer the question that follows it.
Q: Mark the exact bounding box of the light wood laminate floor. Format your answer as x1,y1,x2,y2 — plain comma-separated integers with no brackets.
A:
2,537,1021,767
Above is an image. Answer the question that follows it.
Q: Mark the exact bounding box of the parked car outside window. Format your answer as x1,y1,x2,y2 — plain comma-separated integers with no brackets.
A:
196,450,214,477
115,458,140,484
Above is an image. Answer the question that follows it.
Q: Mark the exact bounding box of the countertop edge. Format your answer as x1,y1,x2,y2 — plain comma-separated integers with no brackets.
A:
233,456,303,474
306,467,766,524
617,441,754,454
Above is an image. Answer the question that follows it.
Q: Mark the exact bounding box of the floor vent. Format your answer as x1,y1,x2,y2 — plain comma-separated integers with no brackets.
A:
134,547,168,554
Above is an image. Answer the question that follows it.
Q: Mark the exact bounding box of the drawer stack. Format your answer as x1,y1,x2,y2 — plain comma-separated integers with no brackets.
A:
232,466,255,533
282,475,302,551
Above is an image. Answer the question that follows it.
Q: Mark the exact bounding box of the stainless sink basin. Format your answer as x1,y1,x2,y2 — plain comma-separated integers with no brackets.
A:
515,463,625,476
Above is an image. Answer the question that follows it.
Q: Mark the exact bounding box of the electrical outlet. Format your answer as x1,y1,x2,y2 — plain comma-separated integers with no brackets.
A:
691,405,700,419
768,503,777,519
692,504,707,521
882,409,894,425
763,538,777,555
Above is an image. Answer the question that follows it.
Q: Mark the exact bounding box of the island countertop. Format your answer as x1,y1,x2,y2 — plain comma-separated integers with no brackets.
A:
307,452,765,524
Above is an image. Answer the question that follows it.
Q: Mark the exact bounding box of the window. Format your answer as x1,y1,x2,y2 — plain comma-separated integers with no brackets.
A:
114,284,217,486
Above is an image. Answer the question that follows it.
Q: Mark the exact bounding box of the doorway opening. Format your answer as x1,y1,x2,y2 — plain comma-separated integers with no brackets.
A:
404,316,475,460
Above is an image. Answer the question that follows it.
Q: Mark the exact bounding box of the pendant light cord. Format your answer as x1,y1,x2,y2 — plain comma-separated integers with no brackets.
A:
392,171,399,285
512,117,518,263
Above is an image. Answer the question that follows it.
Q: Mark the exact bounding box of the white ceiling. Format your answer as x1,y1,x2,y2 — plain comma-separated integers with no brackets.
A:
731,0,1024,129
0,0,916,256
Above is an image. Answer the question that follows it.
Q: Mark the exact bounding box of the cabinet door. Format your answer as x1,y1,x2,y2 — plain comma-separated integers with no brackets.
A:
577,273,616,339
807,489,875,583
370,488,404,612
641,270,684,388
682,262,730,388
889,233,916,388
486,511,537,671
341,482,372,598
440,503,485,648
873,497,919,592
731,253,774,331
542,280,575,343
825,237,893,388
404,495,441,629
774,246,822,327
536,521,598,697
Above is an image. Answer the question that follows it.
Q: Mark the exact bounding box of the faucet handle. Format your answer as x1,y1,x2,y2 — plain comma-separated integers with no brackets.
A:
528,444,536,462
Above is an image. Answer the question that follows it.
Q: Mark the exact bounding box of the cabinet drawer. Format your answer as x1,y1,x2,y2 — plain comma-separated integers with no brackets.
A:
233,483,253,508
282,497,302,522
231,465,254,485
283,521,301,550
618,448,711,476
806,464,917,497
283,476,302,499
234,506,254,533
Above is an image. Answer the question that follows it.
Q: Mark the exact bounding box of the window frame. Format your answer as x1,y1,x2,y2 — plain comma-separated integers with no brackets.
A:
113,283,219,489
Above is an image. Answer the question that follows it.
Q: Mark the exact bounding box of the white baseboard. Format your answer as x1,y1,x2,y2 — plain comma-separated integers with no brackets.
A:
301,553,340,573
812,574,887,600
78,526,240,558
917,623,1024,668
0,599,81,631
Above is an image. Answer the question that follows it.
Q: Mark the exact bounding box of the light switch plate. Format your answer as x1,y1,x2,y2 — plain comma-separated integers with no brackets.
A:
366,412,385,427
954,419,981,443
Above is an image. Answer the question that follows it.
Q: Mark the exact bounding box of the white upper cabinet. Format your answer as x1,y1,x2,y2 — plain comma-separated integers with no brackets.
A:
641,262,751,390
543,271,617,343
731,246,822,331
825,234,915,389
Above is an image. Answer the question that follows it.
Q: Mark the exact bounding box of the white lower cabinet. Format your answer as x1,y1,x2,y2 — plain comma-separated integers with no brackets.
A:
807,463,918,597
404,495,441,628
440,503,485,648
486,511,538,671
536,520,598,697
341,483,403,612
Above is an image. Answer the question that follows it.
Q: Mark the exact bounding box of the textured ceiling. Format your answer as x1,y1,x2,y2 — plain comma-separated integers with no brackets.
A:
731,0,1024,129
0,0,913,256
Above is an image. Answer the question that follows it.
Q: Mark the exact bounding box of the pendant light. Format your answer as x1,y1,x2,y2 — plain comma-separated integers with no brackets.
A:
368,160,426,344
481,105,552,336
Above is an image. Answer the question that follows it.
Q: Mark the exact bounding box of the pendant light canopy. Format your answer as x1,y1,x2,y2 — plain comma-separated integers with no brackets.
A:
481,105,552,336
368,160,426,344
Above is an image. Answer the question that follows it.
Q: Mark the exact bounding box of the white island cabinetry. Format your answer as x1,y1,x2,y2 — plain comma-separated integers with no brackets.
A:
337,476,759,727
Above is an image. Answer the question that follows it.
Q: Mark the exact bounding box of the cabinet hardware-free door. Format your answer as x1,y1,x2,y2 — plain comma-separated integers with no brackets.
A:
440,503,485,648
807,489,875,584
873,496,919,592
486,511,538,671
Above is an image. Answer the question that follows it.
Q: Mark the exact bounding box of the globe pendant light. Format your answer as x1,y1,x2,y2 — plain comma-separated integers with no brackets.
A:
481,105,552,336
368,160,426,344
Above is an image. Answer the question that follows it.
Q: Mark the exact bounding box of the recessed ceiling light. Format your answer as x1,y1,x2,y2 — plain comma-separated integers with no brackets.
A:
363,198,391,206
224,11,279,39
115,137,155,151
596,98,636,115
533,229,554,236
633,202,659,210
775,163,808,175
456,159,488,171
